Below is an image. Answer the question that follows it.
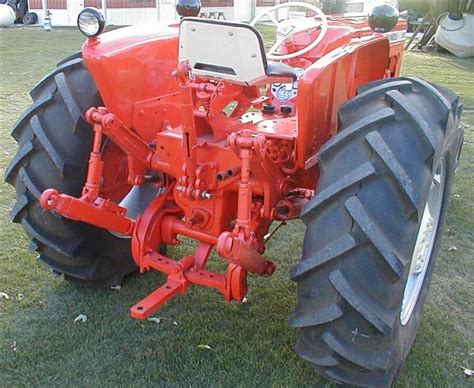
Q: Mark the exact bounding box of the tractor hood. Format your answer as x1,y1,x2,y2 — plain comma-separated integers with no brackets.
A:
82,23,180,128
84,23,179,56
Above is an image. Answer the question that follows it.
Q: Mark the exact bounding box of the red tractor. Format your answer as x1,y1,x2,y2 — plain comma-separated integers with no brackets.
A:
5,1,463,385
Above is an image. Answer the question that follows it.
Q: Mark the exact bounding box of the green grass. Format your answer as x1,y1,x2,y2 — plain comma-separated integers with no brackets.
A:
1,27,473,386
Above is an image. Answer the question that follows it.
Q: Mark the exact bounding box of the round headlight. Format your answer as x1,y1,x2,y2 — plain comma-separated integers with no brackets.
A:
77,8,105,37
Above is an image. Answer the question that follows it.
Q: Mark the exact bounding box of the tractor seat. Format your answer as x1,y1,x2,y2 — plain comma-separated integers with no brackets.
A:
179,18,297,85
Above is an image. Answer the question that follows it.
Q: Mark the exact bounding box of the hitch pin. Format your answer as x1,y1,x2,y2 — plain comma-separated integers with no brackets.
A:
175,186,213,200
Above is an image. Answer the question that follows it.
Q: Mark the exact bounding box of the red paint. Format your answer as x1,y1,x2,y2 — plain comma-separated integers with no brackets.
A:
42,16,407,318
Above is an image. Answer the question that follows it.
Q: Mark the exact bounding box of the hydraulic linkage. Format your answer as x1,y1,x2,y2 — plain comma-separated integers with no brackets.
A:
39,62,281,319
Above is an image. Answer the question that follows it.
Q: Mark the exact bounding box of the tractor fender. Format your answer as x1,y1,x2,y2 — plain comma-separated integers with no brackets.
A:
82,23,180,129
296,36,390,170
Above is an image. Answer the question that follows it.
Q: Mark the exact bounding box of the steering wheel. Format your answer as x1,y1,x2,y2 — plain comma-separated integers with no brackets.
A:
250,1,328,61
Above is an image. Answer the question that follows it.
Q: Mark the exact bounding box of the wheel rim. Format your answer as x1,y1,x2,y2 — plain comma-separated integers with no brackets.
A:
400,158,446,325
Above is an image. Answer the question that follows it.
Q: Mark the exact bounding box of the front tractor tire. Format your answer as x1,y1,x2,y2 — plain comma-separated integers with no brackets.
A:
5,56,136,286
291,77,463,386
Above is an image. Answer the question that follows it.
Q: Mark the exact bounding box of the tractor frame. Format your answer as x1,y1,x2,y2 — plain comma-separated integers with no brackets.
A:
39,14,407,319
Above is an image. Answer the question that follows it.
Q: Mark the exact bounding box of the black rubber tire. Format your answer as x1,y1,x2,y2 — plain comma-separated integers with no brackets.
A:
5,56,137,286
290,77,463,386
22,11,37,25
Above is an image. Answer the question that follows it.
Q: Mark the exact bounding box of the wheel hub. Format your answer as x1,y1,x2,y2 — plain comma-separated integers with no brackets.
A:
400,159,446,325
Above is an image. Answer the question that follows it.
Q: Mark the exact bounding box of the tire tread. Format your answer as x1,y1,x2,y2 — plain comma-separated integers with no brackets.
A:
292,77,461,386
6,57,136,286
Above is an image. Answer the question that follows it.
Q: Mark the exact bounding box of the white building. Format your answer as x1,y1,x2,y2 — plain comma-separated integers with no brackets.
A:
28,0,397,26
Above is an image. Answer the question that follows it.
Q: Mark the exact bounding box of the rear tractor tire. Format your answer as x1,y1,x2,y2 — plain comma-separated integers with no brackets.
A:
291,77,463,386
22,11,38,25
5,56,137,286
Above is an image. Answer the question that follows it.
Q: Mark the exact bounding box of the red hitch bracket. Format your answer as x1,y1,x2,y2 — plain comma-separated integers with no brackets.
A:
130,248,248,319
39,107,137,236
40,189,135,236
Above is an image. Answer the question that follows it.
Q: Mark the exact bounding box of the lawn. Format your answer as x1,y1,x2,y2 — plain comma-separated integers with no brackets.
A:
1,27,473,387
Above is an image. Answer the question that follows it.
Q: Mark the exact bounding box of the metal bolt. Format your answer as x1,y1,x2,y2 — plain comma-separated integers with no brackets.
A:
251,53,257,58
191,27,196,32
228,31,233,36
201,191,213,200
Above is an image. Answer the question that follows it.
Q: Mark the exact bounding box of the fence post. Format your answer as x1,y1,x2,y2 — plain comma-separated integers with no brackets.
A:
251,0,256,20
42,0,47,19
102,0,107,23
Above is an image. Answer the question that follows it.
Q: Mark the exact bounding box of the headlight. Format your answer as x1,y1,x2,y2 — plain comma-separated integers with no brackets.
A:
77,8,105,37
